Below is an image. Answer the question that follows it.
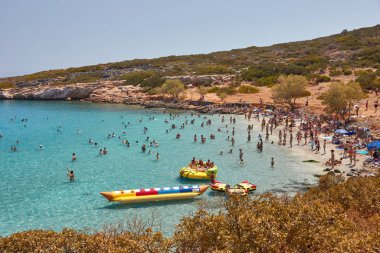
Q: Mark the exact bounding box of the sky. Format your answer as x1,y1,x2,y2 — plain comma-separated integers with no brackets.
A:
0,0,379,78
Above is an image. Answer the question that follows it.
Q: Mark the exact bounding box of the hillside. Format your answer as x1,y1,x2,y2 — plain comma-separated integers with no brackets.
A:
0,25,379,90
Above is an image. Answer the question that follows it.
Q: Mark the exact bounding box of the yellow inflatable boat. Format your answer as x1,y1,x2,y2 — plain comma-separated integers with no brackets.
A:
100,185,209,203
179,166,218,180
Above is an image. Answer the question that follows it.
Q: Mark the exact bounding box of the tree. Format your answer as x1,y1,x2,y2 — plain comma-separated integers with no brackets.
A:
217,91,227,102
160,79,185,100
356,72,378,90
321,82,366,122
197,86,208,101
271,75,310,109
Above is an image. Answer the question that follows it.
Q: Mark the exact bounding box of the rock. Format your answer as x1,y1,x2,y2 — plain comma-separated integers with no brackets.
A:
0,90,12,99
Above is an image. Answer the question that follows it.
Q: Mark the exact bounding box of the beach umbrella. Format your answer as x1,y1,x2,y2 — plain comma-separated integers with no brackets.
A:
335,129,348,134
367,141,380,150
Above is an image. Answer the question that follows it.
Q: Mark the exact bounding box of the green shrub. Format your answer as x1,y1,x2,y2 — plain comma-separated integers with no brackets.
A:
207,86,219,93
238,85,259,94
330,70,342,76
343,69,352,75
195,64,233,75
255,76,278,86
0,81,15,89
218,86,236,95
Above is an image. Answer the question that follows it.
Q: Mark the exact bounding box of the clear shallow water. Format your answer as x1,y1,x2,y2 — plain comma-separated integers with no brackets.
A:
0,100,319,236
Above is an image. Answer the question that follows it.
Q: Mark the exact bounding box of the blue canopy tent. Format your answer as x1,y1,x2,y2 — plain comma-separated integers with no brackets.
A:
367,141,380,150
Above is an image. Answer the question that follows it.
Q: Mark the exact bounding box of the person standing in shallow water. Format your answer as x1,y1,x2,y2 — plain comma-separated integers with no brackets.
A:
67,169,75,182
271,157,274,167
72,153,77,162
239,149,244,162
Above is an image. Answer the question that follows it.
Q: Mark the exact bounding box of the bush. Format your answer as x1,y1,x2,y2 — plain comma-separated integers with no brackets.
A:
313,74,331,83
195,64,233,75
0,81,14,89
217,86,236,95
207,86,219,93
255,76,278,86
343,69,353,75
238,85,259,94
356,72,378,90
330,69,343,76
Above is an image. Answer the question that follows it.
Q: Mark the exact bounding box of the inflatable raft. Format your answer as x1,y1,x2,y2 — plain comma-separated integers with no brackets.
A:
210,180,256,192
179,166,218,180
100,185,209,203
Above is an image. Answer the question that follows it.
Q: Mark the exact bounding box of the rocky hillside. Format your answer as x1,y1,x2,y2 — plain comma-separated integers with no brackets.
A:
0,25,379,90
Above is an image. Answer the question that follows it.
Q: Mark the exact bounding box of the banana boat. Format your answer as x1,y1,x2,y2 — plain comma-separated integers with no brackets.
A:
100,185,209,203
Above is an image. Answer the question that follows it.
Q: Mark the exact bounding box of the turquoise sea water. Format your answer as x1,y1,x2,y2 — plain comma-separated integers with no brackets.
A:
0,100,320,236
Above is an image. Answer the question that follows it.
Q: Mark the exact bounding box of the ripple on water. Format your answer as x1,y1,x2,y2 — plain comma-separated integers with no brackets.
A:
0,100,320,236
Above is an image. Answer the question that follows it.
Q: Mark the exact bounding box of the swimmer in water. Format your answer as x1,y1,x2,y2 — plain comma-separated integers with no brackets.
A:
67,169,75,182
219,150,223,155
72,153,77,161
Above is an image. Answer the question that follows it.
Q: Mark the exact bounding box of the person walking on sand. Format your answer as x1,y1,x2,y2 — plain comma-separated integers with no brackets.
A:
330,150,335,169
323,140,326,155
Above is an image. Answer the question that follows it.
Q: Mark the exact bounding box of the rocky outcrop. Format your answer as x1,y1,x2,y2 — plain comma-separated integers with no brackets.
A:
0,81,134,101
1,83,99,100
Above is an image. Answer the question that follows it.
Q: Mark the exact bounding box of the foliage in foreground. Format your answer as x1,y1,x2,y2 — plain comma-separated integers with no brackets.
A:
1,174,379,253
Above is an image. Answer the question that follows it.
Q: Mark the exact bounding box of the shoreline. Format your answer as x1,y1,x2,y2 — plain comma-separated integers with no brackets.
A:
0,98,375,179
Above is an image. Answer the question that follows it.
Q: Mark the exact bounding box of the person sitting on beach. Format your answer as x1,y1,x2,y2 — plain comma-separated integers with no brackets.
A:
67,169,75,182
